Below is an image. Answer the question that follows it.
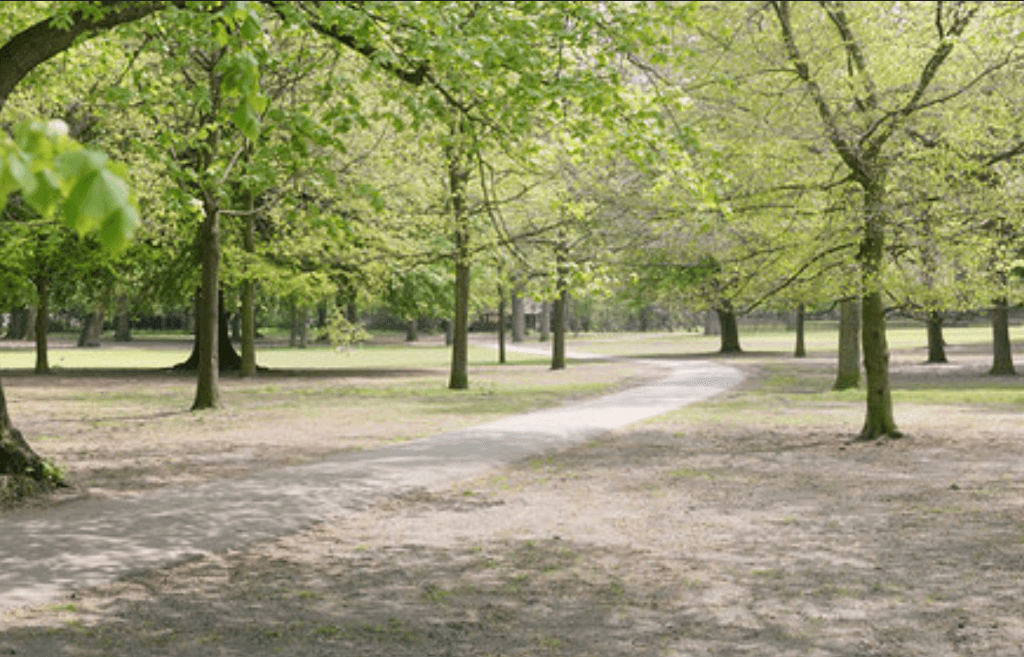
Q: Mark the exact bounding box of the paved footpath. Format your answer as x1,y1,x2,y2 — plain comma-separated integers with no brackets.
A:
0,350,743,614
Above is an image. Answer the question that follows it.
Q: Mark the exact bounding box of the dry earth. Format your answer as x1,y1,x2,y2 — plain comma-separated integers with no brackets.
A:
1,348,1024,656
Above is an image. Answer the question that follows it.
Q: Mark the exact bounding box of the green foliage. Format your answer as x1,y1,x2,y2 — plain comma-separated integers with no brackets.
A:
0,119,138,252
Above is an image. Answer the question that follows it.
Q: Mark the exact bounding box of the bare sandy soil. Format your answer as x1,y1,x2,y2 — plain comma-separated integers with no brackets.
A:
1,348,1023,656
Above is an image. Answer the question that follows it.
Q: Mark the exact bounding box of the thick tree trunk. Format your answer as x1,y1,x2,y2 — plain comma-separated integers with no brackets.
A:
405,318,418,342
497,284,507,364
33,278,49,375
989,298,1015,376
192,197,221,410
926,311,948,364
538,301,550,342
6,308,28,340
511,289,525,343
858,188,900,440
833,298,860,390
113,295,131,342
0,378,45,477
716,302,741,354
77,307,103,347
793,303,806,358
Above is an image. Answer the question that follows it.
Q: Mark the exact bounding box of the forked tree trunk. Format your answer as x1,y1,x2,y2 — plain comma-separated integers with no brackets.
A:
793,303,806,358
834,298,860,390
858,187,900,440
990,298,1015,376
716,302,741,354
926,311,948,364
33,278,49,375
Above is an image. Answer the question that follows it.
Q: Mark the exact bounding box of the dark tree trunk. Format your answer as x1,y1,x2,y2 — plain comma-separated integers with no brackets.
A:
0,378,46,477
447,121,471,390
716,302,741,354
497,283,507,364
33,278,49,375
858,186,900,440
833,298,860,390
551,233,568,370
405,318,418,342
6,308,28,340
793,303,806,358
113,295,131,342
77,307,103,347
926,311,948,364
990,298,1016,376
240,191,257,377
511,288,525,343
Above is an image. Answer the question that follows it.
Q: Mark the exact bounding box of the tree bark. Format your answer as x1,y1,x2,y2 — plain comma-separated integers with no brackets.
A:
716,302,741,354
858,187,900,440
833,298,860,390
405,318,418,342
113,295,131,342
793,303,806,358
447,122,471,390
538,301,550,342
33,278,49,375
239,189,257,377
551,233,568,370
192,199,221,410
926,311,948,364
989,298,1015,376
511,287,525,343
77,307,103,347
497,283,507,364
0,376,44,476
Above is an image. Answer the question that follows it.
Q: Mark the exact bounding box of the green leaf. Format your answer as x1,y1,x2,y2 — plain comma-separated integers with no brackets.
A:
63,168,131,236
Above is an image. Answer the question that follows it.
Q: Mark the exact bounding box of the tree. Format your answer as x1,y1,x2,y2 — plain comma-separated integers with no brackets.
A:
0,119,138,478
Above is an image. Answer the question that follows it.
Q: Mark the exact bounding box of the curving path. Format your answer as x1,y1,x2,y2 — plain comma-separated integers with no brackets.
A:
0,349,743,614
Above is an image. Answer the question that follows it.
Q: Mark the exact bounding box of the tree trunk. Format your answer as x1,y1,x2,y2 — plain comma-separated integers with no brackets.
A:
990,298,1015,376
6,308,28,340
77,307,103,347
240,279,256,377
793,303,806,358
858,187,900,440
192,195,221,410
0,379,45,477
552,233,568,371
447,122,471,391
113,295,131,342
926,311,948,364
833,298,860,390
405,318,418,342
24,306,36,343
538,301,550,342
511,288,525,343
33,278,49,375
497,283,507,364
716,302,741,354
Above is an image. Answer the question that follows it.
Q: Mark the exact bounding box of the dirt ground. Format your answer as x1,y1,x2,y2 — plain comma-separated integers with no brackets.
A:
2,349,1024,656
